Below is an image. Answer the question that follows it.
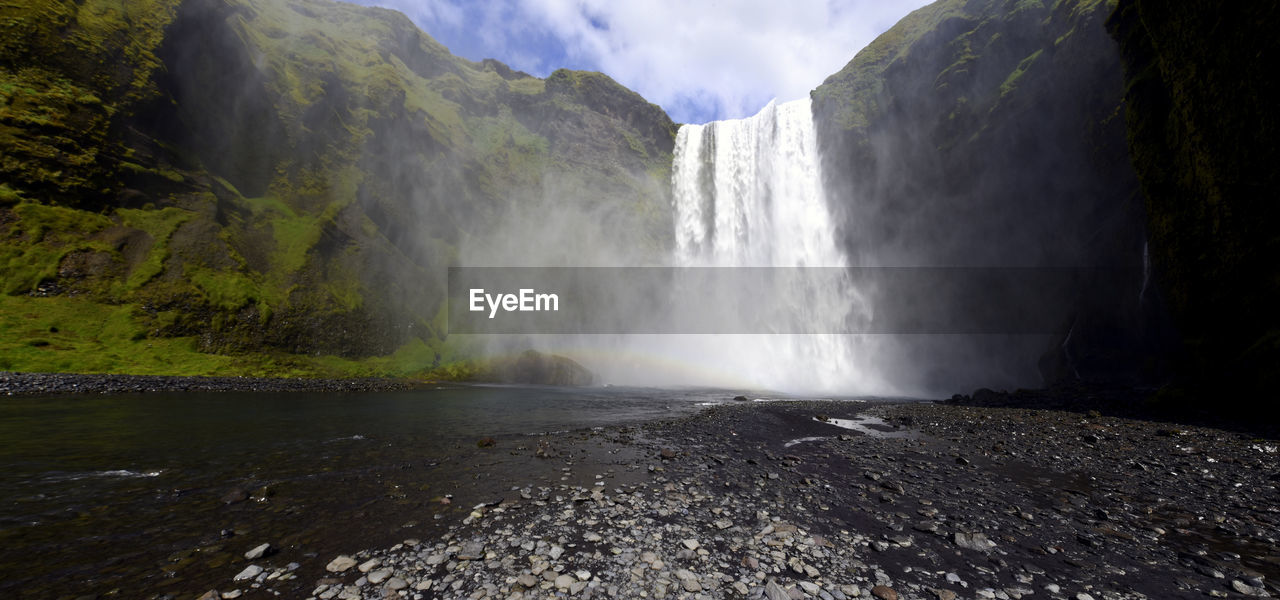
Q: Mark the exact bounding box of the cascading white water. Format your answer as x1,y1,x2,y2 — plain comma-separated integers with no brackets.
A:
673,99,843,269
661,98,888,394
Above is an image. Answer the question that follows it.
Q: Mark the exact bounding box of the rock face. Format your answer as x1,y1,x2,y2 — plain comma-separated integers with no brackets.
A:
811,0,1167,390
0,0,675,373
483,350,595,386
1107,1,1280,403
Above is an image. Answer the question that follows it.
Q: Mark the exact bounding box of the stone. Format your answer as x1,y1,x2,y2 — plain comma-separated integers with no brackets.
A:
458,542,485,560
325,555,357,573
196,591,219,600
872,585,898,600
934,590,957,600
1231,580,1263,596
221,488,249,504
358,558,380,573
954,532,997,551
555,574,575,589
765,579,790,600
367,568,392,584
386,577,407,590
233,565,262,581
243,543,270,560
518,573,537,587
682,539,699,550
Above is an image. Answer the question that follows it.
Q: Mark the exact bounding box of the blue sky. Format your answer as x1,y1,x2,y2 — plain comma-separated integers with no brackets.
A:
348,0,933,124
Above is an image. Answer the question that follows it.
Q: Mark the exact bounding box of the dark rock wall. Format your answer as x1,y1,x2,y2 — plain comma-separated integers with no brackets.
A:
1108,1,1280,398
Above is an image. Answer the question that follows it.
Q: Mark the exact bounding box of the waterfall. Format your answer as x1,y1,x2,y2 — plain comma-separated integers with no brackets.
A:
662,99,886,394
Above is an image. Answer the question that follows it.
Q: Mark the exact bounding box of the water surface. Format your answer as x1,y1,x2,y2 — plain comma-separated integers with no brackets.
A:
0,384,743,597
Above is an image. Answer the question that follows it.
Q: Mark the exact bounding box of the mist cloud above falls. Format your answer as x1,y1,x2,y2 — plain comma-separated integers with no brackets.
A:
348,0,932,123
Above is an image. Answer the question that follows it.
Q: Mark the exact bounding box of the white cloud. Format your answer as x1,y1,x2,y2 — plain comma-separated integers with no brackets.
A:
357,0,934,123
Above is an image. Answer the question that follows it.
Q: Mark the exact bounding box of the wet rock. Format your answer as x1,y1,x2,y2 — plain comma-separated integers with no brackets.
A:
233,565,262,581
325,555,357,573
220,488,249,504
243,543,270,560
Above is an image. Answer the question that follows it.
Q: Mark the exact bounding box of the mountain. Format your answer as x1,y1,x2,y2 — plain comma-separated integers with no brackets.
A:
0,0,674,376
810,0,1167,389
3,0,1273,397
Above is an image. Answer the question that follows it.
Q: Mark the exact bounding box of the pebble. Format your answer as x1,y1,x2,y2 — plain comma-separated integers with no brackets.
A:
324,555,357,573
872,585,898,600
232,565,262,581
243,543,270,560
215,400,1280,600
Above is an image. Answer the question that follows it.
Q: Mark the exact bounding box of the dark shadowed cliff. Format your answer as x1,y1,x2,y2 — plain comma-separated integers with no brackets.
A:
1108,1,1280,402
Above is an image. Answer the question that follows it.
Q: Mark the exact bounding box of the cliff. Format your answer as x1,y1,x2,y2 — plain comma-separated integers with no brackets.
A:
1107,1,1280,400
811,0,1167,390
0,0,675,376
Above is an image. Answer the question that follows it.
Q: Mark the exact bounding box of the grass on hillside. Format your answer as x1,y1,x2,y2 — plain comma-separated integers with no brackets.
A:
0,294,473,379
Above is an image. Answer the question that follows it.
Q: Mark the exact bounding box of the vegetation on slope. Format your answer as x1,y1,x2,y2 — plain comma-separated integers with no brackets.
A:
0,0,676,378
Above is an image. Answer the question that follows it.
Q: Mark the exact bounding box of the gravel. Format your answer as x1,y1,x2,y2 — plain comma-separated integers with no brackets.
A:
201,397,1279,600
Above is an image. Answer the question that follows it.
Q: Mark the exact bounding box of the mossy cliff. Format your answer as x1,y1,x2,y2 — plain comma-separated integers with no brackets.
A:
1107,2,1280,399
811,0,1167,387
1,0,675,376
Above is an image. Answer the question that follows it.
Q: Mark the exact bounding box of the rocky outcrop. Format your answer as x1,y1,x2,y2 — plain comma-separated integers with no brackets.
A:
482,350,594,386
1107,1,1280,400
811,0,1167,389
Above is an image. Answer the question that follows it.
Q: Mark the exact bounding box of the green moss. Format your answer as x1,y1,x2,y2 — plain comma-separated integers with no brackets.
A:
116,206,193,289
0,201,114,294
186,265,259,311
0,184,23,205
999,49,1044,97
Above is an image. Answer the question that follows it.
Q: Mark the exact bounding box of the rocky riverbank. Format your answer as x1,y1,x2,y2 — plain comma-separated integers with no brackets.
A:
199,398,1279,600
0,371,415,395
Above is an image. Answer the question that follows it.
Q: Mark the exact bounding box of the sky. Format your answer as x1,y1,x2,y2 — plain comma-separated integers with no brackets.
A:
348,0,934,124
